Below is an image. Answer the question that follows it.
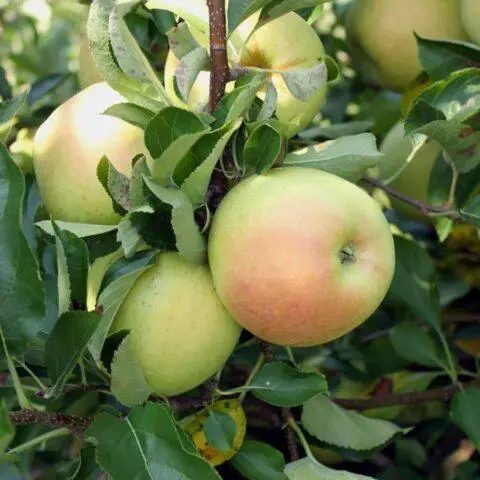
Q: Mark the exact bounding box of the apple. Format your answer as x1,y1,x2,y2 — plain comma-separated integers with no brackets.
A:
461,0,480,45
208,167,395,347
78,35,103,89
9,128,36,174
165,12,327,138
33,82,146,225
379,121,442,220
111,252,241,397
346,0,468,92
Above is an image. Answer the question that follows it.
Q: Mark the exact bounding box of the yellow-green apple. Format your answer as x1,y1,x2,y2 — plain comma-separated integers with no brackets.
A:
9,128,36,174
33,82,147,224
165,12,327,138
346,0,468,91
379,121,442,220
208,167,395,347
111,252,241,396
78,35,103,89
461,0,480,45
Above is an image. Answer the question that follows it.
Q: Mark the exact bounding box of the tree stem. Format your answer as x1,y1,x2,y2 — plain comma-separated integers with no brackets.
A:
206,0,229,112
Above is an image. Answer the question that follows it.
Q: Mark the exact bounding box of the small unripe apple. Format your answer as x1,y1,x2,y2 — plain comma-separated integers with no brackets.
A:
461,0,480,45
33,82,146,224
165,12,327,138
379,121,442,221
111,252,241,396
208,168,395,347
9,128,36,174
346,0,468,91
78,35,103,89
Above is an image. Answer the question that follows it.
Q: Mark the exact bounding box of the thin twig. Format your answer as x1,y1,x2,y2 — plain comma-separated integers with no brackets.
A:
334,378,480,411
362,175,462,221
206,0,229,112
443,152,459,210
9,410,93,437
281,407,300,461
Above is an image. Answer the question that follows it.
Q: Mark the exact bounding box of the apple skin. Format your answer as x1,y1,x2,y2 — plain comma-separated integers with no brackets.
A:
346,0,468,92
379,121,442,221
461,0,480,45
78,35,103,89
111,252,242,397
208,167,395,347
165,12,327,138
33,82,146,225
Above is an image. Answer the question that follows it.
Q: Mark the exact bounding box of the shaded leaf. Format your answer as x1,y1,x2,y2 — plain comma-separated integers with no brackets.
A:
231,441,288,480
284,457,375,480
0,144,44,356
103,103,155,129
451,387,480,451
143,177,206,263
45,311,101,397
204,410,237,453
244,124,283,174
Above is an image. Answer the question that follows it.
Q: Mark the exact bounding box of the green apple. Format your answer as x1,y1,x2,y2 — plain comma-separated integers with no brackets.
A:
165,12,327,138
78,35,103,89
33,82,146,225
9,128,36,174
111,252,241,397
379,121,442,220
461,0,480,45
208,167,395,347
346,0,468,92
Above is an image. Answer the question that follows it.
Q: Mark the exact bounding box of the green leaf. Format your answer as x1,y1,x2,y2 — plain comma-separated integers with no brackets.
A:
109,2,170,104
245,362,328,407
167,22,202,60
52,222,89,309
0,91,27,128
35,221,117,238
388,236,441,330
451,387,480,451
461,195,480,227
97,156,131,214
281,63,327,102
129,157,151,208
0,143,44,356
204,410,237,453
110,335,152,407
27,73,69,106
244,124,283,174
69,446,103,480
299,121,374,141
389,324,449,370
285,133,381,182
231,441,288,480
302,394,404,451
284,457,375,480
227,0,267,35
103,103,155,130
214,74,266,127
87,0,166,110
88,266,153,363
145,107,209,185
175,47,211,103
262,1,327,21
177,119,242,205
0,464,23,480
143,177,206,264
417,36,480,81
146,0,209,35
256,81,278,122
45,311,101,398
87,402,221,479
0,401,14,454
117,207,154,258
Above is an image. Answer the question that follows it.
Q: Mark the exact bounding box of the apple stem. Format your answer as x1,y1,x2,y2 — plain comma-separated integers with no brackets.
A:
206,0,229,113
